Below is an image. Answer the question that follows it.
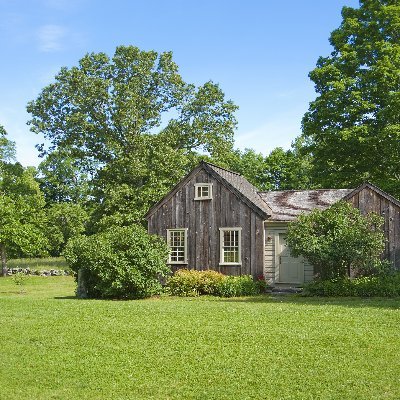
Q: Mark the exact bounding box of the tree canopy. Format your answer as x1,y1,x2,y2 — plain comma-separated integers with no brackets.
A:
0,163,48,275
28,46,238,226
302,0,400,196
0,124,16,163
37,150,92,204
225,139,312,192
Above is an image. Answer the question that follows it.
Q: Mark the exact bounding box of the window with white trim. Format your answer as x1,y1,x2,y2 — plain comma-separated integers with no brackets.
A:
194,183,213,200
167,229,188,264
219,228,242,265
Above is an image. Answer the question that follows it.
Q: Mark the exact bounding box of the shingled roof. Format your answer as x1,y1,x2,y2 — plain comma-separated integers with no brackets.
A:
202,162,272,217
259,189,353,221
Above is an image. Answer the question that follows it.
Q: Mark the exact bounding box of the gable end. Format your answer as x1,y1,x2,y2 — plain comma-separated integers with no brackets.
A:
343,182,400,208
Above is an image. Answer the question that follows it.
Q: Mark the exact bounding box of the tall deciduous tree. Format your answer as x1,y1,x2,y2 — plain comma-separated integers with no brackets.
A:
0,126,48,275
0,163,48,275
27,46,238,226
46,203,89,256
302,0,400,196
264,139,313,190
225,139,313,191
0,124,16,163
37,150,92,204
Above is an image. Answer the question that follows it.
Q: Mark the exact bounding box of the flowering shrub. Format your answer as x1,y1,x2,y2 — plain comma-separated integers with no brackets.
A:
165,269,264,297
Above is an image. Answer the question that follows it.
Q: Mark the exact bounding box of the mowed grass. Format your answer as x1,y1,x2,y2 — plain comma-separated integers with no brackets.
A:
1,277,400,400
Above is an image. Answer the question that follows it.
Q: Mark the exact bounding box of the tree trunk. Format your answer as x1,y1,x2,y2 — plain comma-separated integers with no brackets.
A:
347,263,351,278
1,243,7,277
76,269,88,298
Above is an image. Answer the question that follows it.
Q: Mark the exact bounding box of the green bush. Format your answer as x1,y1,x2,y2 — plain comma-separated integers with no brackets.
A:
165,269,224,296
165,269,263,297
64,225,170,299
286,201,385,279
303,273,400,297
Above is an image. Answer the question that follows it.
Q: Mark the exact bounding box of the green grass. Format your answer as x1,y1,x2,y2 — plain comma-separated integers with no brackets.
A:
7,257,68,271
1,277,400,400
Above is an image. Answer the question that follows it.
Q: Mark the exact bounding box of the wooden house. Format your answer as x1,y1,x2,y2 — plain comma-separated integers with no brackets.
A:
145,161,400,286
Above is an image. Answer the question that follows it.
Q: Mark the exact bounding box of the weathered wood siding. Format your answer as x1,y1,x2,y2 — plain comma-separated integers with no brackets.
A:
347,187,400,269
147,168,265,277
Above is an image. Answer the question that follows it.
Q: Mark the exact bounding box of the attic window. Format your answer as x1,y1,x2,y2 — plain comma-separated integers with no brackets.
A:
194,183,213,200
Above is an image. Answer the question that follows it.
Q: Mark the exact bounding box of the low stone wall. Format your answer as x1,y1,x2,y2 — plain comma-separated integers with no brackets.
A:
6,268,71,276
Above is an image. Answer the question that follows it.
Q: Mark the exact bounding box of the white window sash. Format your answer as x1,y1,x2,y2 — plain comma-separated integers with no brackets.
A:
167,228,188,264
194,183,213,200
219,227,242,265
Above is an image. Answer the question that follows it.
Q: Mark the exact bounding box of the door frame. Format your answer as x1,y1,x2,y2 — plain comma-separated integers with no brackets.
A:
274,229,304,284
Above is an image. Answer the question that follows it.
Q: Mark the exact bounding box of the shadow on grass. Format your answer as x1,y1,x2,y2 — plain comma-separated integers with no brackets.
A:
218,293,400,310
53,296,148,301
54,293,400,309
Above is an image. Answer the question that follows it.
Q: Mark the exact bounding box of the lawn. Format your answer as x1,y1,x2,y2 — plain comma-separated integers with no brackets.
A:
1,277,400,400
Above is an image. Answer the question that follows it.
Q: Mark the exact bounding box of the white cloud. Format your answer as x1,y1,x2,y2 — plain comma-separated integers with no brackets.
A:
37,24,66,52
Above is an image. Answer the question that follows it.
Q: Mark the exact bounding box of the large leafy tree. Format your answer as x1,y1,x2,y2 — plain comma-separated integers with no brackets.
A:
302,0,400,196
263,139,313,190
225,139,312,191
0,124,16,163
37,150,92,204
27,46,238,226
0,126,48,275
0,163,48,275
46,203,89,256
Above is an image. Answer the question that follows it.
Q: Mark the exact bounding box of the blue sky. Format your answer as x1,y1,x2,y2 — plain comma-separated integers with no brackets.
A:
0,0,359,166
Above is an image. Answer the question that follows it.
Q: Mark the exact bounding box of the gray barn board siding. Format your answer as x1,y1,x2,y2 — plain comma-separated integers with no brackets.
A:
147,167,265,277
347,186,400,269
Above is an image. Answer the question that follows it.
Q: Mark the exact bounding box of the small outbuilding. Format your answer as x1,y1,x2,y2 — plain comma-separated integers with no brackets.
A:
145,161,400,286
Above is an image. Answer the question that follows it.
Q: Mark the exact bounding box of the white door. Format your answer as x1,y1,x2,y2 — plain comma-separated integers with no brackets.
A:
277,233,304,284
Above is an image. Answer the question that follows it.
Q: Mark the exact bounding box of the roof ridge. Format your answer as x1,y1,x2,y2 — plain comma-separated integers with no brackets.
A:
201,161,242,176
201,161,272,217
258,188,354,194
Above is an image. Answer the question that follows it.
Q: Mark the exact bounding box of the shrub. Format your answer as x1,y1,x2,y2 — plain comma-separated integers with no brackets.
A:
303,273,400,297
165,269,224,296
286,201,385,279
64,225,170,299
165,269,262,297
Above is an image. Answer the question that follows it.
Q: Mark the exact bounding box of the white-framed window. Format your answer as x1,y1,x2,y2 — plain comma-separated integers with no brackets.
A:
194,183,213,200
219,228,242,265
167,228,188,264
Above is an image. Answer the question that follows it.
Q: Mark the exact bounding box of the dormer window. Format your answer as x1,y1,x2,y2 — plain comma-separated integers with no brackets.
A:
194,183,213,200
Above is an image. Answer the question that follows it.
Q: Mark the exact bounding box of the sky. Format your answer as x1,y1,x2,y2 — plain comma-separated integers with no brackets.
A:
0,0,360,167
